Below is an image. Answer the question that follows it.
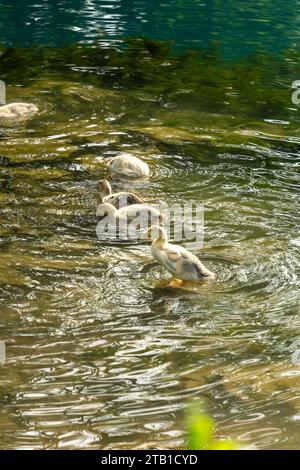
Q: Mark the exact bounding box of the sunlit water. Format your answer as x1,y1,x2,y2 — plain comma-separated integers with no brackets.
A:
0,0,299,56
0,0,300,451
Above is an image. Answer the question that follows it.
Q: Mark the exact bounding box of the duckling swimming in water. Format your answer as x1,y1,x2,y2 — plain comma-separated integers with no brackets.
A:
96,202,162,224
97,179,143,209
0,102,39,119
145,226,214,282
109,153,150,178
96,203,163,240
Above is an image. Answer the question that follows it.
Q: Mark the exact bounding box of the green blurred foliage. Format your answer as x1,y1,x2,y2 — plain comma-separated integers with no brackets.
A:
187,405,239,450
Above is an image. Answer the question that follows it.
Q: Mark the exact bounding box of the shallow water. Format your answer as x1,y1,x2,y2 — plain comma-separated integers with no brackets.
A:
0,12,300,451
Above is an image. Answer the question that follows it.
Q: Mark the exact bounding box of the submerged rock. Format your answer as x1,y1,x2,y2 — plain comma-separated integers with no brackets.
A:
136,126,215,145
0,102,39,120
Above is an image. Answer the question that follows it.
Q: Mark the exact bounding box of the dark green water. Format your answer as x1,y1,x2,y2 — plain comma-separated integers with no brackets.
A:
0,0,299,57
0,1,299,451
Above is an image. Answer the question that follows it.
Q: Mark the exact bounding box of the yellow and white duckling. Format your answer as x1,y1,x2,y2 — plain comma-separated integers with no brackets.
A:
97,179,143,208
109,153,150,178
0,102,39,119
145,226,214,282
96,202,162,225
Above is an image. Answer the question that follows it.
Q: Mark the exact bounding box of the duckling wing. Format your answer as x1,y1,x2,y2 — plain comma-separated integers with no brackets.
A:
106,193,142,208
121,193,143,206
161,246,184,275
133,194,143,203
166,249,181,263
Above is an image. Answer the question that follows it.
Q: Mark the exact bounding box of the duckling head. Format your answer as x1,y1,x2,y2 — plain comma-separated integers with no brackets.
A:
97,179,112,199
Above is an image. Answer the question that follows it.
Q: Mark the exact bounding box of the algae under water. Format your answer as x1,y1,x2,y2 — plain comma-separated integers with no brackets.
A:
0,29,299,450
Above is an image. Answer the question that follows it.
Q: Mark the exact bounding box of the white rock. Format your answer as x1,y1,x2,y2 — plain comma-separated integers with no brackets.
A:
0,102,39,119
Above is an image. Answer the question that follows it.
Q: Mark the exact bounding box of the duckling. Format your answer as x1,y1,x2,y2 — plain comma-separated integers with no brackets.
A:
109,153,150,178
97,179,143,209
145,226,214,281
96,202,162,224
0,102,39,119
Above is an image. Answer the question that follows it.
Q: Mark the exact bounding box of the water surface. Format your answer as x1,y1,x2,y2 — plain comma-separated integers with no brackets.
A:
0,0,299,57
0,2,300,451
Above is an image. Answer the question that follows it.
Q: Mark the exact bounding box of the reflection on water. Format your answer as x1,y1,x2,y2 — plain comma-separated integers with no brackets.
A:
0,0,299,56
0,23,300,452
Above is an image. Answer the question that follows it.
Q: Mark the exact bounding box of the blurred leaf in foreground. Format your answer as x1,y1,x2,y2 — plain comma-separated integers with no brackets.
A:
187,404,239,450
